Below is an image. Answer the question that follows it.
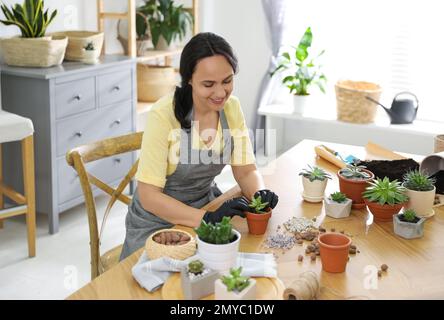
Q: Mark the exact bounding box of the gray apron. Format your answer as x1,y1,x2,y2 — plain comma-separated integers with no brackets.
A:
120,109,234,260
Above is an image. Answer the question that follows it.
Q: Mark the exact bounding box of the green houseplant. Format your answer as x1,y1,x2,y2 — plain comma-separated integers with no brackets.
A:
0,0,67,67
271,27,327,114
245,195,272,235
299,165,331,203
402,170,436,218
337,164,374,209
195,217,240,272
180,259,220,300
324,191,352,219
363,177,409,222
81,41,99,64
215,267,256,300
393,209,426,239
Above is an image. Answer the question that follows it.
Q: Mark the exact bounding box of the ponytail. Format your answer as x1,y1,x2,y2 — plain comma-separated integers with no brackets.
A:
173,83,193,129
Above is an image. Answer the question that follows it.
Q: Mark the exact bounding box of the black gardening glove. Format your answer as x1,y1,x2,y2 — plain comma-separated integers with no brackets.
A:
253,189,279,209
203,197,253,224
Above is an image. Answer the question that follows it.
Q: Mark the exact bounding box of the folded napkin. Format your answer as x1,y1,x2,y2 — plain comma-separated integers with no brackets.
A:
132,251,277,293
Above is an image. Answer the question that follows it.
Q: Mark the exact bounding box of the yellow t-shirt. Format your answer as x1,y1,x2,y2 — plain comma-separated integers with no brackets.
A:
135,94,256,188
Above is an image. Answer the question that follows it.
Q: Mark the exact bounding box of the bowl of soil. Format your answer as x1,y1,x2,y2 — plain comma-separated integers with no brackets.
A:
357,159,419,182
145,229,196,260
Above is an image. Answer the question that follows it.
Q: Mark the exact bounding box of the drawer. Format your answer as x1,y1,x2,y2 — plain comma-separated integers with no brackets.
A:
98,70,132,107
55,77,96,119
56,102,133,157
57,152,133,205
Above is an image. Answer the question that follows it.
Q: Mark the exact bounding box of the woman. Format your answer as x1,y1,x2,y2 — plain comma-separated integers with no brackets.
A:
120,32,279,260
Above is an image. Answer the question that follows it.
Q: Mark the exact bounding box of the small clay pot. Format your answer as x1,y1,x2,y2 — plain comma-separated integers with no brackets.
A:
318,232,351,273
364,199,405,222
245,208,272,235
337,169,374,209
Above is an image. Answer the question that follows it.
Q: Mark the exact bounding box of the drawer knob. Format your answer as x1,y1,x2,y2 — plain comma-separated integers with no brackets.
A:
74,131,83,137
113,85,121,91
113,119,121,125
74,94,82,101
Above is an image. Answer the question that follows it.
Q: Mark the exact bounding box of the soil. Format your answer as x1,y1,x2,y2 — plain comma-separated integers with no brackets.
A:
430,170,444,194
357,159,419,182
398,214,420,224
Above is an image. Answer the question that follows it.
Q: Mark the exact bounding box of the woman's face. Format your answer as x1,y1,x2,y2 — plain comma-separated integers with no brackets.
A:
189,54,234,112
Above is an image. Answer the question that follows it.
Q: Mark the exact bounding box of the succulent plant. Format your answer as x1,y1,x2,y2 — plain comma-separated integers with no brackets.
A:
84,42,95,51
195,216,235,245
403,170,435,192
187,260,204,275
363,177,409,205
339,164,372,180
221,267,250,292
329,191,347,203
299,165,331,182
248,195,269,214
402,209,417,222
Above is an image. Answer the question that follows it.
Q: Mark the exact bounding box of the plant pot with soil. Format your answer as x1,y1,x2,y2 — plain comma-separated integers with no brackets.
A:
363,177,408,222
318,232,351,273
181,260,220,300
81,42,99,64
402,170,436,218
214,267,256,300
145,229,196,260
299,165,331,203
338,164,374,209
195,217,241,272
393,209,426,239
245,195,272,235
324,191,352,219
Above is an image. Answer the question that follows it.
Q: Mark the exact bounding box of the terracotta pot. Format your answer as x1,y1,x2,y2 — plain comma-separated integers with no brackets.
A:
245,208,272,235
364,199,405,222
403,184,436,218
318,233,351,273
337,169,374,209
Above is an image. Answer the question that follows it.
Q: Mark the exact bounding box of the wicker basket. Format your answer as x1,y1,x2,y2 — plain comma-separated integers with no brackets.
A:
0,35,68,68
435,135,444,153
335,80,382,124
51,31,103,61
145,229,196,260
137,64,177,102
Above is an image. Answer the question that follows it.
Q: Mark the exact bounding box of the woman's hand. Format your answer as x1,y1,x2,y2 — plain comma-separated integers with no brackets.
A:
254,189,279,209
203,197,253,224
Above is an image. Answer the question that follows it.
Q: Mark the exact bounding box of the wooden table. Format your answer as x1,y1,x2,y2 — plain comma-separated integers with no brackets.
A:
68,139,444,300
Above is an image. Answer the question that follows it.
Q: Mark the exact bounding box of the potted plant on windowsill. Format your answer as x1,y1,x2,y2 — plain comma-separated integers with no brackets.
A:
324,191,352,219
363,177,409,222
215,267,256,300
299,165,331,203
245,195,272,235
180,260,220,300
393,209,426,239
271,27,327,115
338,164,374,209
195,217,240,272
402,170,436,218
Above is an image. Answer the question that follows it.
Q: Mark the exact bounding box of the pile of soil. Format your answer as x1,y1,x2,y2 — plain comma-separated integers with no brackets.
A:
430,170,444,194
357,159,419,182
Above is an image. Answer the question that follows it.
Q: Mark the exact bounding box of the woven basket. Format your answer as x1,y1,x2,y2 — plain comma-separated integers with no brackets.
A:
0,35,68,67
51,31,103,61
137,64,177,102
145,229,196,260
435,135,444,153
335,80,382,124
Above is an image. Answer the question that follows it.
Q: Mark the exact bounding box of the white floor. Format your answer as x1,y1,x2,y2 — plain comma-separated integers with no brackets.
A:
0,166,240,300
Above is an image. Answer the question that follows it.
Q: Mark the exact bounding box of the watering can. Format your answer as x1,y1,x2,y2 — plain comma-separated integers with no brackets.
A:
366,92,419,124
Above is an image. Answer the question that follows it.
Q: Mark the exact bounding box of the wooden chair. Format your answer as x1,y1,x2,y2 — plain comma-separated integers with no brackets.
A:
0,110,36,257
66,132,143,280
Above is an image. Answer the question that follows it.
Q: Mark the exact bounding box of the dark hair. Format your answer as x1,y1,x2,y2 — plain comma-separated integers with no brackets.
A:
174,32,238,128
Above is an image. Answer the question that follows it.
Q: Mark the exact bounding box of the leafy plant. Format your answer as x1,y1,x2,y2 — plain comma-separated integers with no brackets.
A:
84,42,95,51
329,191,347,203
339,164,372,180
403,170,435,192
136,0,193,47
363,177,409,205
271,27,326,96
221,267,250,292
195,216,235,245
248,195,269,214
401,209,417,223
187,260,204,275
299,165,331,182
0,0,57,38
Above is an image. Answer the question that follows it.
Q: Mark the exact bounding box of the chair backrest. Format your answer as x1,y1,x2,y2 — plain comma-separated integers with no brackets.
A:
66,132,143,279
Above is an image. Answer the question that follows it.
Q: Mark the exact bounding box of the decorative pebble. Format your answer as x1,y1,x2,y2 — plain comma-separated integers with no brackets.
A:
264,233,296,250
298,255,304,262
381,264,388,272
188,268,211,281
331,228,336,232
378,270,382,277
310,253,317,261
284,217,315,233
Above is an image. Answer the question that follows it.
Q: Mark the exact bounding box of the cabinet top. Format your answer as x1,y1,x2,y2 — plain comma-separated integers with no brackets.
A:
0,55,135,80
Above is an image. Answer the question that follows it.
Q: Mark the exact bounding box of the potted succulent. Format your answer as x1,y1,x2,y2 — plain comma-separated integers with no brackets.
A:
180,260,220,300
195,217,241,272
393,209,426,240
0,0,67,67
81,42,99,64
363,177,409,222
402,170,436,218
338,164,374,209
324,191,352,219
271,27,327,115
214,267,256,300
318,232,351,273
299,165,331,203
245,195,272,235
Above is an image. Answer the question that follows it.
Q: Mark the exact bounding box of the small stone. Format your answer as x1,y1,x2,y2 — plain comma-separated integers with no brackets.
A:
297,239,303,245
381,264,388,272
307,244,315,252
347,257,350,261
315,250,320,256
349,248,356,255
340,230,345,234
310,253,317,261
331,228,336,232
319,227,326,233
350,244,357,250
305,248,311,254
312,217,317,222
378,270,382,277
298,255,304,262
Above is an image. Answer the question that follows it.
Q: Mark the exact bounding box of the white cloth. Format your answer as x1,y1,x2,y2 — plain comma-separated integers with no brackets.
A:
132,251,277,293
0,110,34,143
